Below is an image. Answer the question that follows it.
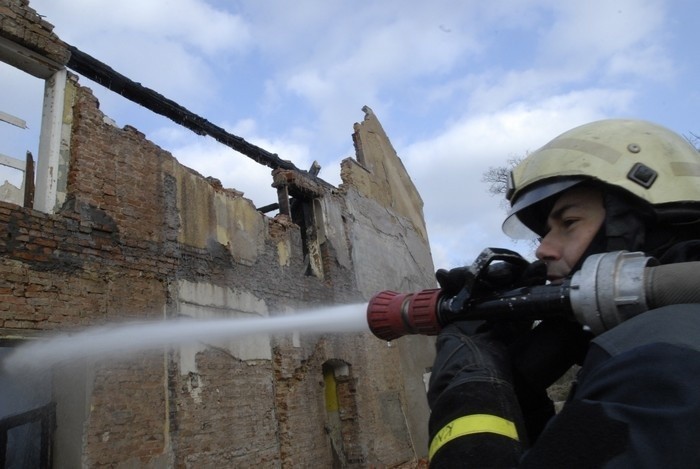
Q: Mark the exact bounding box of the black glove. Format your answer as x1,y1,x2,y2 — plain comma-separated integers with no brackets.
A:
437,260,547,345
428,322,514,408
436,259,547,298
475,260,548,344
435,256,590,444
435,265,471,297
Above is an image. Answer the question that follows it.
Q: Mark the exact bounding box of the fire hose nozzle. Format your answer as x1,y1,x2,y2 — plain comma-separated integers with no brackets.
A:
367,289,443,341
367,251,700,341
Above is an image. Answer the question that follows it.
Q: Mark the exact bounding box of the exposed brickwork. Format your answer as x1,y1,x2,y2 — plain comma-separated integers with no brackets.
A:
0,201,166,331
274,339,335,467
1,2,436,466
0,0,70,65
336,371,363,463
67,91,169,243
84,353,167,467
169,349,281,467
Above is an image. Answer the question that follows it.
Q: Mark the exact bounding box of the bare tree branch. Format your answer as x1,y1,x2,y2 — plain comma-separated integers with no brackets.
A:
685,132,700,151
481,156,523,196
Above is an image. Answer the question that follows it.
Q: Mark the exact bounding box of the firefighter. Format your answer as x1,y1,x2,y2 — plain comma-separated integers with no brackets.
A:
427,119,700,468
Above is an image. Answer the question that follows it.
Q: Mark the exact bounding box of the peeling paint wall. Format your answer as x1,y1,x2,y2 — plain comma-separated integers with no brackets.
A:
173,167,267,266
0,1,436,467
342,106,429,243
176,280,272,364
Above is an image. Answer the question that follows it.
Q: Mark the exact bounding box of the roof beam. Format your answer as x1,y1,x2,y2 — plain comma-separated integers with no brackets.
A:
65,44,300,172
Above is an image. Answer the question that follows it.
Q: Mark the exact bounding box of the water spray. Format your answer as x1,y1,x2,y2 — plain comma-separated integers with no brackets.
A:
3,304,369,374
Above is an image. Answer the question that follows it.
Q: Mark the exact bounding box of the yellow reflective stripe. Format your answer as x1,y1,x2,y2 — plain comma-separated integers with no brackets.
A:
429,414,519,460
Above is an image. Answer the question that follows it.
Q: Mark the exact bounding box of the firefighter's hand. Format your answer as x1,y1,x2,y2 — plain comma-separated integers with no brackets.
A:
478,259,547,291
435,260,547,298
435,266,470,297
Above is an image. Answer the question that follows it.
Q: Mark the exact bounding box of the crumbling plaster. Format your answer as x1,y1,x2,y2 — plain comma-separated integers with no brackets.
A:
0,1,439,465
172,164,266,266
176,280,272,371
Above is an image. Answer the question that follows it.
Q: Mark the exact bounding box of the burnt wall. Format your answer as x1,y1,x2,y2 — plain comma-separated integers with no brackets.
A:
0,1,436,466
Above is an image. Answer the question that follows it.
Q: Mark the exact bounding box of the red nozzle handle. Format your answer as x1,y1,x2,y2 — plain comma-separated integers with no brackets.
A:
366,289,442,341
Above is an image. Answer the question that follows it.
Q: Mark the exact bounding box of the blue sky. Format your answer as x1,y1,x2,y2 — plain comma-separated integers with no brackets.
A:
2,0,699,270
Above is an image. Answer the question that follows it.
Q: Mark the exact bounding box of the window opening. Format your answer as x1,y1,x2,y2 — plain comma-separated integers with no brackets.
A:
322,360,363,466
0,46,66,213
0,347,54,468
290,193,323,277
0,63,43,207
275,175,326,278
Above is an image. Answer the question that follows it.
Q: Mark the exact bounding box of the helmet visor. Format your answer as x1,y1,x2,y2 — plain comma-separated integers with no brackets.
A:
502,178,585,239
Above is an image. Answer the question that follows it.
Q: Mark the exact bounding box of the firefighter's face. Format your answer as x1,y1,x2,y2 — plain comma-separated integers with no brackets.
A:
535,186,606,284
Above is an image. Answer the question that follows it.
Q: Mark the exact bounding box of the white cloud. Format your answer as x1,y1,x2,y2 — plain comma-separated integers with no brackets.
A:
606,44,674,81
286,71,333,103
405,88,628,182
78,34,218,106
251,2,488,151
537,0,667,77
242,0,675,168
31,0,250,107
34,0,250,55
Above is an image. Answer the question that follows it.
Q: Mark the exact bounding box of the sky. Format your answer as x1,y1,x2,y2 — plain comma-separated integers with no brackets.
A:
2,0,699,270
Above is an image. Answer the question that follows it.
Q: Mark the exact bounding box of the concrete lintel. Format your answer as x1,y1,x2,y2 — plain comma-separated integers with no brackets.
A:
0,35,64,79
176,280,272,372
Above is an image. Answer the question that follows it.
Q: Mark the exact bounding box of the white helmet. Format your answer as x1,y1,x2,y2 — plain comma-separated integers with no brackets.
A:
503,119,700,239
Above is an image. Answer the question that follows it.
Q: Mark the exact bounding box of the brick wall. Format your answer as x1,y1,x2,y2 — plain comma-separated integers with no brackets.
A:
0,0,70,66
0,84,427,466
1,2,436,466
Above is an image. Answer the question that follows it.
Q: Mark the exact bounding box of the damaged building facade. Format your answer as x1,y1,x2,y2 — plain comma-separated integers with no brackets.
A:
0,1,437,467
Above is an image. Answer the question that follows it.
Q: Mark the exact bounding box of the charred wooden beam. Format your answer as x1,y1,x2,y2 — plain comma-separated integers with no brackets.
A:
256,202,280,214
66,44,299,172
24,151,34,209
276,185,291,216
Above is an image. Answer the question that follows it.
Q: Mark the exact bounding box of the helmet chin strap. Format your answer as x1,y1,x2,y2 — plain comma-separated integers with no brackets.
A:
569,190,651,276
602,191,651,253
568,228,608,276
